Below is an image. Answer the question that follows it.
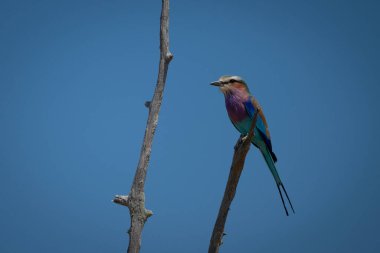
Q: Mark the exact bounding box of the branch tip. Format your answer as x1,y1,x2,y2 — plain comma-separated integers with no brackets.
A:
113,195,130,207
145,209,153,218
166,52,173,61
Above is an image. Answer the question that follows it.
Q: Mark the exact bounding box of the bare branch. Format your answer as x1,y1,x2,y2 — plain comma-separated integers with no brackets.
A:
113,1,172,252
208,109,260,253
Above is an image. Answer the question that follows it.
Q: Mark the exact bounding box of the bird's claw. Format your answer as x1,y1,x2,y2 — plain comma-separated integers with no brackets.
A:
234,134,247,151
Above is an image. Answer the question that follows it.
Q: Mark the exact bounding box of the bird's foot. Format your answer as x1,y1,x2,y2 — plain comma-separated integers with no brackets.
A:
234,134,247,151
241,134,249,142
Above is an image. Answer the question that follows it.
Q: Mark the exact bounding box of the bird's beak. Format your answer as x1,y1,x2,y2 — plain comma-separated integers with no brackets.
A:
210,81,222,86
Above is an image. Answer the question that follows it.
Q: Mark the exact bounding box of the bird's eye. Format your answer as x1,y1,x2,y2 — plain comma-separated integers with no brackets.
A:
229,79,236,83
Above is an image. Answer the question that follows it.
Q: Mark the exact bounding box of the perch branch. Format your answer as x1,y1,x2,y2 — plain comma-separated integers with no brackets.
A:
208,109,260,253
113,0,172,252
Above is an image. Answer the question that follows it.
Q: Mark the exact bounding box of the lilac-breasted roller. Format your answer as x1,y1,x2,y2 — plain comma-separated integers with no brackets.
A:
211,75,294,216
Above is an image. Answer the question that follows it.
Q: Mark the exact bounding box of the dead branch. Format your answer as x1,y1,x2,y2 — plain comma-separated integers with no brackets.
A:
208,109,260,253
113,1,173,252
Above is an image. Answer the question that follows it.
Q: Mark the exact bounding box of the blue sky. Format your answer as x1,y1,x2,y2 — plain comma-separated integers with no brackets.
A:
1,0,379,252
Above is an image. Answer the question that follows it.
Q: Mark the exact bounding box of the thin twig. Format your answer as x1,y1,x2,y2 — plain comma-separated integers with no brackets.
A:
208,109,260,253
113,1,172,253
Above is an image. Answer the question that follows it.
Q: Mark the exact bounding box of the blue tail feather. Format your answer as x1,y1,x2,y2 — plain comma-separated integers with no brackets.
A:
261,147,295,215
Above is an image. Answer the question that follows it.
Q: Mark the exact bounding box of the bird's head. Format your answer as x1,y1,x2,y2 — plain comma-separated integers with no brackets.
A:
210,75,250,95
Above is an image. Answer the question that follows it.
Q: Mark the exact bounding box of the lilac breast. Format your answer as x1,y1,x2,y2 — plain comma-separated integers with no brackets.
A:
225,93,249,122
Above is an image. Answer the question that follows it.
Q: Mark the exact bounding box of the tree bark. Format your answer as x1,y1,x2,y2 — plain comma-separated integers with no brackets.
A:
113,1,173,253
208,109,260,253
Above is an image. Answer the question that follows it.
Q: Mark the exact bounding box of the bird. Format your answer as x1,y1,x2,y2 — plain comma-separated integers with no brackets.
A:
210,75,294,216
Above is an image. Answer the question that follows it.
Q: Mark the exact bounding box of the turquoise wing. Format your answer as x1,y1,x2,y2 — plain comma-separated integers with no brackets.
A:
243,96,277,162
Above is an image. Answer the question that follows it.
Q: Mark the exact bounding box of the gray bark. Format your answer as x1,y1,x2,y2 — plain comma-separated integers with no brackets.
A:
113,1,173,252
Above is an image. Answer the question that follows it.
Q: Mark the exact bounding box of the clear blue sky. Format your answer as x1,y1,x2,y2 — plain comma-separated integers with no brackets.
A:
1,0,379,252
